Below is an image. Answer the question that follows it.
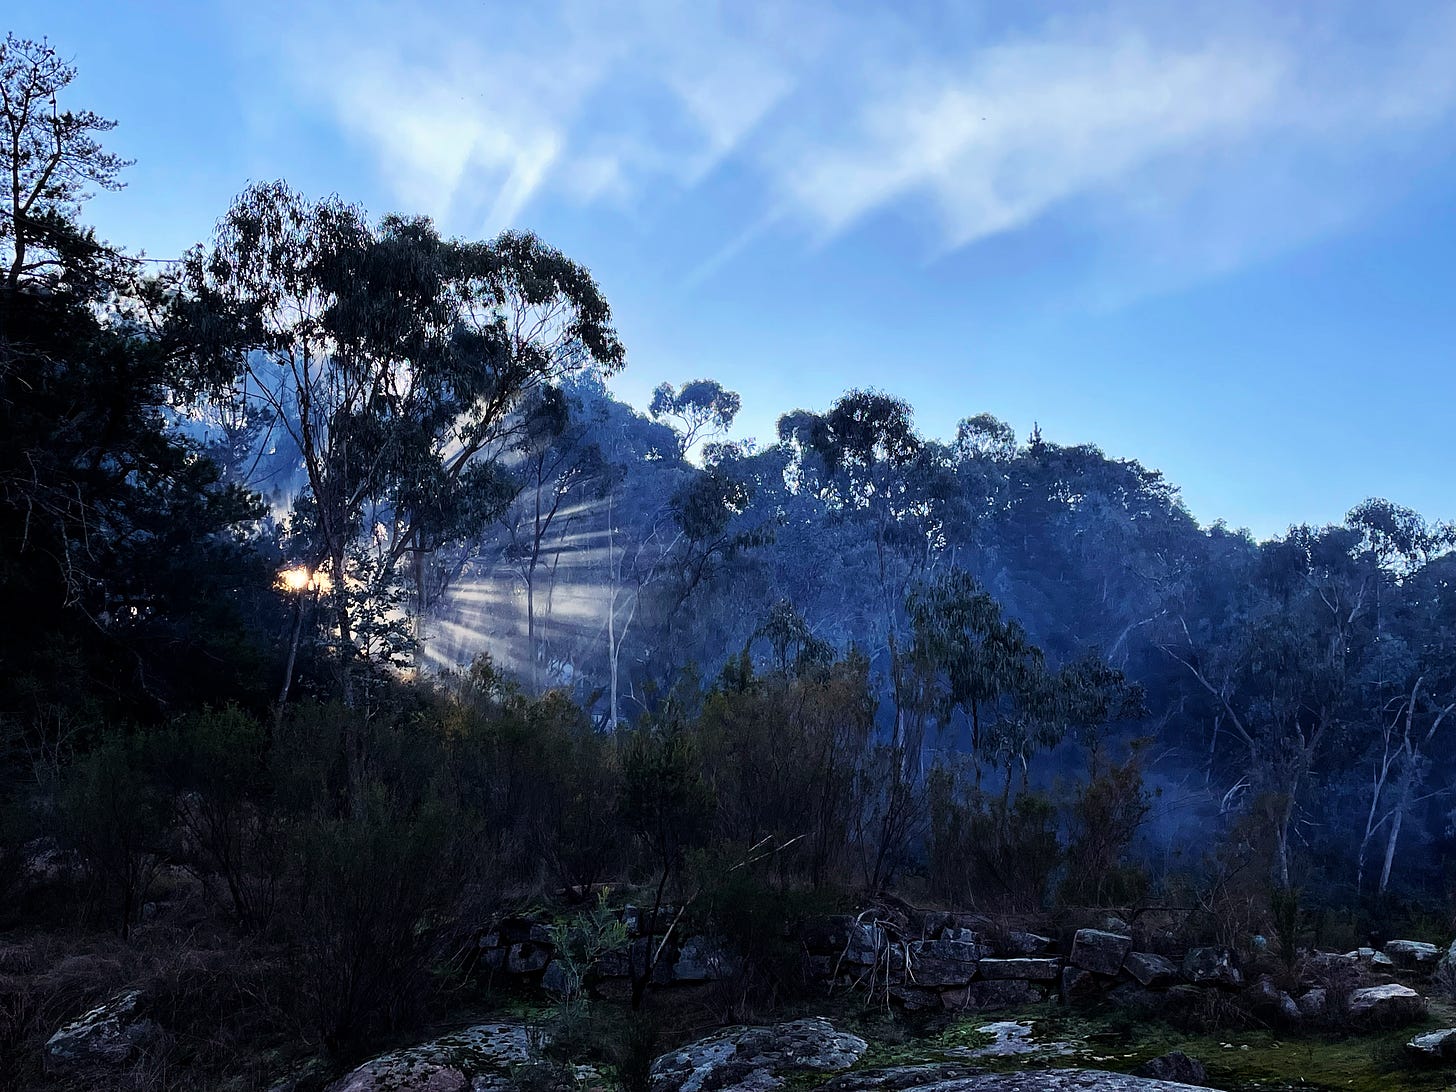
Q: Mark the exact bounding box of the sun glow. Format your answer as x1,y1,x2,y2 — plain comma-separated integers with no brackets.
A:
276,566,332,594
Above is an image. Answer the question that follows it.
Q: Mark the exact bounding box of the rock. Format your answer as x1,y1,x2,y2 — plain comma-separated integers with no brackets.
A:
1181,947,1242,988
977,958,1061,982
1070,929,1131,976
908,939,986,987
623,905,677,938
1371,952,1395,968
325,1023,531,1092
820,1064,986,1092
1061,966,1100,1003
1102,915,1133,934
941,926,992,948
674,936,742,982
802,917,887,965
1437,941,1456,979
598,938,677,983
823,1072,1214,1091
45,990,162,1070
1246,976,1301,1025
1106,983,1162,1014
649,1017,867,1092
1134,1052,1208,1085
1407,1028,1456,1060
1348,983,1426,1027
943,980,1043,1011
1006,932,1055,956
1384,940,1440,970
1295,988,1327,1019
333,1062,467,1092
940,1020,1073,1061
542,961,573,998
890,985,943,1011
1124,952,1179,988
506,942,550,974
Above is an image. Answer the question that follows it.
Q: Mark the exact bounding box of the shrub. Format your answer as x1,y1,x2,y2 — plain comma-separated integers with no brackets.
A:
58,733,167,937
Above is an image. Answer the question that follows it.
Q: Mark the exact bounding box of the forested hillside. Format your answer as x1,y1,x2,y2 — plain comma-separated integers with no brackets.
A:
3,29,1455,1091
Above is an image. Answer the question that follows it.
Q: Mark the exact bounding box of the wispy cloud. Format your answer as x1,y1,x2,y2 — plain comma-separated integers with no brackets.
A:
258,0,1456,285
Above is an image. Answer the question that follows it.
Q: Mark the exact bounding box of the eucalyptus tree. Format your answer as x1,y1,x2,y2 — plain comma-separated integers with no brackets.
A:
906,568,1042,785
649,378,741,458
175,183,624,798
1159,525,1369,888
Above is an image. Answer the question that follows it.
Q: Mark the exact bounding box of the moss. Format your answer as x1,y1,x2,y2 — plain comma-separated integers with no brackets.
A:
804,998,1456,1092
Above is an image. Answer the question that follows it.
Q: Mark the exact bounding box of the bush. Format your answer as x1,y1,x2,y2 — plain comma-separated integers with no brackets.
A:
58,733,168,937
281,786,485,1058
159,707,282,932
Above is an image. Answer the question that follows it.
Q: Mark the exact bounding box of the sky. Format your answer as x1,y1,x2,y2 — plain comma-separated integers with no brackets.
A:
11,0,1456,539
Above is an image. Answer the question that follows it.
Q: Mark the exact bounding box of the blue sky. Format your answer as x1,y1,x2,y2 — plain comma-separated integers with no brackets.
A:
12,0,1456,539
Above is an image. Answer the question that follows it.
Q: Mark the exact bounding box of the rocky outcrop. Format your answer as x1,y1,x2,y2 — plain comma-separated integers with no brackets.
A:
44,989,161,1071
649,1017,867,1092
325,1022,532,1092
1347,983,1426,1027
1069,930,1131,976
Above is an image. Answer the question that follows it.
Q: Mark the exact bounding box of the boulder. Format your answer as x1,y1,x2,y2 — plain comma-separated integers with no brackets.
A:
802,917,887,965
649,1017,867,1092
1348,983,1426,1027
1070,930,1132,976
941,926,994,948
506,942,550,975
1124,952,1179,988
1181,948,1242,988
1006,931,1055,956
1438,940,1456,976
1060,966,1100,1003
1134,1052,1208,1085
977,958,1061,982
674,936,742,982
1384,940,1440,970
1106,983,1162,1014
623,905,677,938
1295,988,1327,1019
1407,1028,1456,1060
820,1064,985,1092
942,980,1043,1011
1371,952,1395,968
823,1072,1214,1091
908,939,985,987
597,938,677,983
1246,976,1300,1026
326,1022,531,1092
541,961,573,998
45,989,161,1070
890,985,943,1011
